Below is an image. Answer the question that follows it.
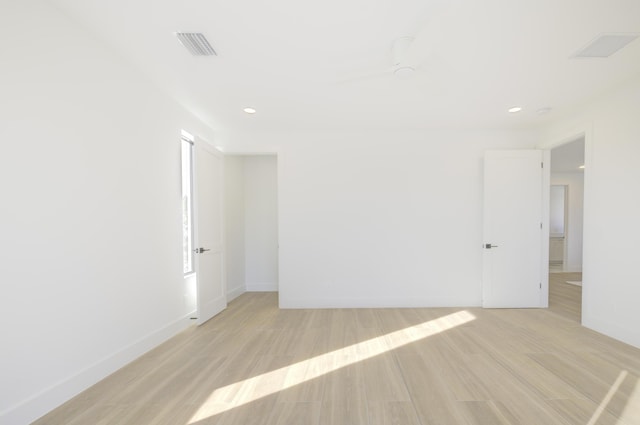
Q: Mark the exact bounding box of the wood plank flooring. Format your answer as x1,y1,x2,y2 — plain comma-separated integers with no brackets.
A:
33,286,640,425
549,272,582,323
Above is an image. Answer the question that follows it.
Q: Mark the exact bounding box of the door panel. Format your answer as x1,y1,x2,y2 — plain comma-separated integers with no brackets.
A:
483,150,546,308
194,141,226,325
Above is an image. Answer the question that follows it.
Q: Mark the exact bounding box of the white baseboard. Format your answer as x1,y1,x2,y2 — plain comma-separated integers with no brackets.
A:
227,285,245,302
246,282,278,292
583,315,640,350
279,295,481,309
2,314,194,425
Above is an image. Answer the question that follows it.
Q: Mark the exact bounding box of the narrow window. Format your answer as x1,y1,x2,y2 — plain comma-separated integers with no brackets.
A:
181,131,195,275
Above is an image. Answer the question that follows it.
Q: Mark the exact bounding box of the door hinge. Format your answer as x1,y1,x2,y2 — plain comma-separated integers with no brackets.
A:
540,222,543,229
541,162,544,168
540,283,542,289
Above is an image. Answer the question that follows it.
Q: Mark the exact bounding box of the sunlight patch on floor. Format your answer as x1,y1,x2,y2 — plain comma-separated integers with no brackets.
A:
587,370,627,425
188,310,476,423
618,372,640,424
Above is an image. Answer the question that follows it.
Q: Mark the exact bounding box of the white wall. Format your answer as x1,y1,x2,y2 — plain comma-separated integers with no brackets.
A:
227,130,536,308
550,173,584,272
224,156,246,300
0,2,215,423
540,74,640,349
244,156,279,291
549,185,566,237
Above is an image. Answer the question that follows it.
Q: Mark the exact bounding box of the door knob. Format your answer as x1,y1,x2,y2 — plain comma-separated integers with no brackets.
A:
194,247,211,254
484,243,499,249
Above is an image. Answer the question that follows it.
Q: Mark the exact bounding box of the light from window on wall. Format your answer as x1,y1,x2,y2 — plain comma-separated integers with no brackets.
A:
181,133,195,275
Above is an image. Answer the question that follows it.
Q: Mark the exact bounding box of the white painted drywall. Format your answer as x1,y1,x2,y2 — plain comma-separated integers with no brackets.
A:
540,74,640,349
550,174,584,272
549,185,566,237
244,156,279,291
226,130,536,308
224,156,246,300
0,2,215,423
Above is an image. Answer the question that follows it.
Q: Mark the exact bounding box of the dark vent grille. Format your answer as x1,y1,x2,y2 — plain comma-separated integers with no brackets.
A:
176,32,217,56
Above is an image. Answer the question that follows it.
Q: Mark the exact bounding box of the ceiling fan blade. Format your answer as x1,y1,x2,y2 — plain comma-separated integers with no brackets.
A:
336,0,464,85
403,0,464,67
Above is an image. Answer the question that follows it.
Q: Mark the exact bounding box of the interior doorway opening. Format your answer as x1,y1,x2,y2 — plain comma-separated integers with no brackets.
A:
224,154,279,301
548,137,585,322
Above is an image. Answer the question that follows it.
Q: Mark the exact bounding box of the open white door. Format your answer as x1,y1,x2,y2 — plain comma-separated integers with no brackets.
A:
193,141,226,325
483,150,549,308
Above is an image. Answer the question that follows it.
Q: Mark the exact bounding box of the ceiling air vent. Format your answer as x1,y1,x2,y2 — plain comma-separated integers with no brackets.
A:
572,33,639,58
175,32,217,56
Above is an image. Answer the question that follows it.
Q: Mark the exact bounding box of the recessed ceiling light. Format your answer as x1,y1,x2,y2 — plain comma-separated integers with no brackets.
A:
243,107,256,114
508,107,522,113
579,165,585,169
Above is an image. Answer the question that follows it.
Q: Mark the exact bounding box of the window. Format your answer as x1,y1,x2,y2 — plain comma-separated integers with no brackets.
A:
181,131,195,274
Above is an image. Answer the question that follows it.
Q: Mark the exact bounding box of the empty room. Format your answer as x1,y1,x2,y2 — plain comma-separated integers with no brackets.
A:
2,0,640,424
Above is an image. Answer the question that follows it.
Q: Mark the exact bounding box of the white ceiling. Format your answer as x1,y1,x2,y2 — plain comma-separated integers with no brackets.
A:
49,0,640,136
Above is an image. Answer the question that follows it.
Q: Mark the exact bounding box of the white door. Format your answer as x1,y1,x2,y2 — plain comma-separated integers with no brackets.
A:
193,141,226,325
482,150,548,308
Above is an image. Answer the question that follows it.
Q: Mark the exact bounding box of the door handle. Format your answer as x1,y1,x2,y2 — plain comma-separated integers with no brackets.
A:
484,243,499,249
194,247,211,254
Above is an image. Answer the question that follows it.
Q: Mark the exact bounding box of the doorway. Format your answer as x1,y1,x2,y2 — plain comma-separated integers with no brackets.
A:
224,154,279,301
482,150,547,308
548,138,585,322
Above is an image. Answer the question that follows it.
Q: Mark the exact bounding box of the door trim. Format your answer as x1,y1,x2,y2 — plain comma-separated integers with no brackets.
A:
540,149,550,308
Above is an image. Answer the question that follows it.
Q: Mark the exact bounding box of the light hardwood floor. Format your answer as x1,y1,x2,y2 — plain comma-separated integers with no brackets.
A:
549,272,583,323
33,287,640,425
